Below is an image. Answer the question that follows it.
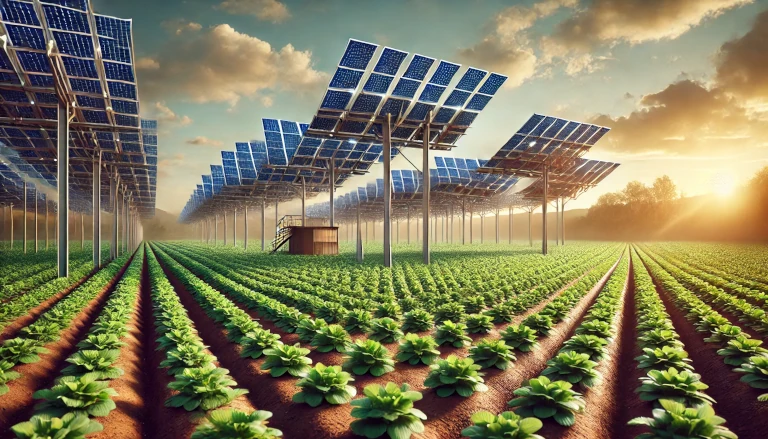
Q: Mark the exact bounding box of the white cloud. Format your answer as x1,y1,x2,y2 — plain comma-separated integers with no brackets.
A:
217,0,291,23
161,19,203,35
137,24,327,106
260,96,274,107
143,102,193,126
136,57,159,70
185,136,223,147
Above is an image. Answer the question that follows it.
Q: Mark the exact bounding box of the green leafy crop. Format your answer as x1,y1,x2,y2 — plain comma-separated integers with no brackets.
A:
191,409,283,439
161,343,215,375
61,349,123,380
461,411,544,439
628,399,736,439
465,314,494,335
0,338,48,364
166,365,248,411
33,375,118,417
636,346,693,371
296,318,327,344
345,309,373,334
311,324,352,353
542,351,601,387
261,343,312,377
240,329,282,360
637,368,715,406
368,318,404,344
401,309,434,333
343,339,395,377
435,321,471,348
293,363,356,407
735,353,768,401
469,339,516,370
521,314,553,337
508,376,586,427
350,382,426,439
424,355,488,397
11,413,103,439
396,334,440,366
501,325,539,352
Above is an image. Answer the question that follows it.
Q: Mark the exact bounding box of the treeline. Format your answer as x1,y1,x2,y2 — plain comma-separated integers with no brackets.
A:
570,166,768,242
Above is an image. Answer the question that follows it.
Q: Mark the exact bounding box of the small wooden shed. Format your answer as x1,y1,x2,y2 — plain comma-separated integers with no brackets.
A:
286,226,339,255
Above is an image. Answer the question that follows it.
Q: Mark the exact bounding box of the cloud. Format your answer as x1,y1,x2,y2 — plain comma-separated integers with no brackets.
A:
543,0,751,55
143,102,193,126
136,57,159,70
158,153,186,178
186,136,223,147
217,0,290,23
714,9,768,102
137,24,327,105
458,0,577,87
260,96,274,108
590,80,764,155
161,19,202,35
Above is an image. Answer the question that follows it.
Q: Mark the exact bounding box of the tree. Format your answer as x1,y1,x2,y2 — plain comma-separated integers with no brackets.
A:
622,181,653,206
652,176,678,203
595,192,624,207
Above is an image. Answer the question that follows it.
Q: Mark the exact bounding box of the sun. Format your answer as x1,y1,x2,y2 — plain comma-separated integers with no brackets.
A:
711,173,736,197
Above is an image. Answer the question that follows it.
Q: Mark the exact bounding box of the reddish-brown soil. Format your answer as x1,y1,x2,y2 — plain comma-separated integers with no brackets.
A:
640,253,768,439
0,268,97,343
154,243,626,439
614,255,650,439
98,261,146,438
0,256,133,434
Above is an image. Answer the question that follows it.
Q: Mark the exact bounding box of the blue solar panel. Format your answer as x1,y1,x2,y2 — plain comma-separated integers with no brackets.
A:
321,90,352,110
309,116,337,131
1,1,41,26
103,61,134,82
112,99,138,114
350,94,381,113
43,4,89,32
82,110,108,124
329,67,364,89
477,73,507,95
6,25,46,50
339,120,368,134
70,78,101,93
280,120,299,134
363,73,393,94
18,51,50,73
531,117,555,137
339,39,377,70
379,98,408,117
391,78,420,98
465,94,492,111
114,114,138,126
34,92,57,104
443,90,470,107
108,82,137,99
76,95,105,108
95,15,131,45
542,118,567,139
406,102,435,121
403,54,434,81
374,48,407,75
0,72,20,84
429,61,460,86
418,84,445,103
0,89,29,103
456,68,487,92
53,31,94,58
62,57,98,78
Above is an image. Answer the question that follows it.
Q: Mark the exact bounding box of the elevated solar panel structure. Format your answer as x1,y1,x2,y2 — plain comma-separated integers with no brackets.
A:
0,1,156,273
520,159,620,201
477,114,616,254
432,156,519,198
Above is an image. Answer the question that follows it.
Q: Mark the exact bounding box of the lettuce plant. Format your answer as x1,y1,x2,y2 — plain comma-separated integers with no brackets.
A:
734,353,768,401
470,339,516,370
240,329,282,359
401,309,434,333
368,318,404,343
296,318,327,343
11,413,103,439
628,399,737,439
0,360,21,395
33,375,117,417
161,343,215,375
0,338,47,364
191,409,282,439
484,303,515,324
561,334,609,361
695,314,730,334
343,339,395,377
637,368,714,406
166,365,248,411
542,351,601,387
21,322,61,343
575,320,612,338
350,383,426,439
317,302,346,324
434,303,466,323
636,346,693,371
521,314,554,336
76,334,125,351
396,334,440,366
424,355,488,397
465,314,494,334
501,325,539,352
435,321,471,348
224,314,262,344
461,411,544,439
703,324,743,344
638,329,683,350
61,349,123,380
261,343,312,377
374,302,402,320
293,363,356,407
311,324,352,353
508,376,586,427
156,328,200,352
345,309,373,334
717,336,767,367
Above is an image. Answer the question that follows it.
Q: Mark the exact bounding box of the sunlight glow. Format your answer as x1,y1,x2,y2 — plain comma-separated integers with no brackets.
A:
711,173,736,197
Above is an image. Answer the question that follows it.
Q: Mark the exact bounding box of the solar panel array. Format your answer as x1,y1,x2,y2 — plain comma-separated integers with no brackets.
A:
432,156,518,197
520,158,620,200
0,1,157,217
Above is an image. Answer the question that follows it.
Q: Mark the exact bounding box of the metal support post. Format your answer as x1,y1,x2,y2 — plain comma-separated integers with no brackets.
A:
422,111,431,265
461,199,466,245
223,211,227,246
9,204,13,249
244,206,248,250
92,152,101,268
356,203,363,262
110,176,117,260
469,206,473,244
57,101,69,277
329,165,335,227
23,181,27,253
561,199,566,245
407,205,411,244
301,178,306,227
80,212,84,250
233,209,237,247
542,164,549,255
45,200,48,250
261,199,266,251
34,188,38,252
383,113,392,267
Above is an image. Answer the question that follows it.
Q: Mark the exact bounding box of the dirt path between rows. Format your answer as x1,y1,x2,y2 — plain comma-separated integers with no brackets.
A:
0,256,134,434
639,252,768,439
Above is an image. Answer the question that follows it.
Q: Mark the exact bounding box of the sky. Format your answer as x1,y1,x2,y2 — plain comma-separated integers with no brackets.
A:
91,0,768,215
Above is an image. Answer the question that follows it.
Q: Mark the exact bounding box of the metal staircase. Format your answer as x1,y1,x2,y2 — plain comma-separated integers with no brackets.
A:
270,215,303,253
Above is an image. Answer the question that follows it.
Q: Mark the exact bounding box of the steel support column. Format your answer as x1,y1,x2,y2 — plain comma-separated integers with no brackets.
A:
383,113,392,267
561,199,566,245
469,206,473,244
110,176,117,260
301,178,306,227
80,212,83,250
480,214,484,244
34,188,38,252
45,200,49,249
329,165,335,227
555,197,559,246
9,204,13,249
542,165,549,255
422,111,431,265
57,101,69,277
261,199,266,252
92,152,101,268
23,181,27,254
356,203,363,262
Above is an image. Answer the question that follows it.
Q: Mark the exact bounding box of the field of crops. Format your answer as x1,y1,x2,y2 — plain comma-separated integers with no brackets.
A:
1,241,767,439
